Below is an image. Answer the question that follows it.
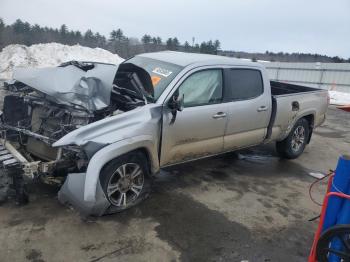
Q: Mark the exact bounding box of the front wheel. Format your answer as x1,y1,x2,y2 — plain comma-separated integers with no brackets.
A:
100,151,151,213
276,118,310,159
0,169,10,204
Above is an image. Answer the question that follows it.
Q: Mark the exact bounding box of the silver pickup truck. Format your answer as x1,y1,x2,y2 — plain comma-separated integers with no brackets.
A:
0,51,328,215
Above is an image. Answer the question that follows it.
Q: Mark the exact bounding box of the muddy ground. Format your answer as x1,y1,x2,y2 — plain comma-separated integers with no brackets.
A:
0,107,349,262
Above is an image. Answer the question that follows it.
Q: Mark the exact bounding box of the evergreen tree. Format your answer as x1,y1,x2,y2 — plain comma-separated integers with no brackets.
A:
84,29,97,47
172,37,180,50
151,37,157,45
156,36,162,45
141,34,151,44
214,40,221,53
0,18,4,47
109,30,118,41
59,24,68,44
13,19,25,34
166,38,173,50
184,41,190,51
115,29,124,41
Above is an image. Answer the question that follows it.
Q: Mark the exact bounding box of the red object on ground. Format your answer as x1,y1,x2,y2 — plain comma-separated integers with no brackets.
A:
308,174,350,262
337,105,350,112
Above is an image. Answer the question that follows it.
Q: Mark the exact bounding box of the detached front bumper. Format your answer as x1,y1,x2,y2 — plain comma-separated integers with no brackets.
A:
58,172,110,216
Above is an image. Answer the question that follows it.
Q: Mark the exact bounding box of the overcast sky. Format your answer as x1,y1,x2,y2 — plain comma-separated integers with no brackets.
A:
1,0,349,58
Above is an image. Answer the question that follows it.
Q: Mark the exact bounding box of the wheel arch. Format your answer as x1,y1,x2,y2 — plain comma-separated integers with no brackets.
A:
303,114,315,144
100,147,153,177
280,110,316,142
83,136,159,202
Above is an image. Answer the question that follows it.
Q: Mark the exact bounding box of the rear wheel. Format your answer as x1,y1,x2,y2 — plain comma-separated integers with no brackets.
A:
100,151,151,213
276,118,310,159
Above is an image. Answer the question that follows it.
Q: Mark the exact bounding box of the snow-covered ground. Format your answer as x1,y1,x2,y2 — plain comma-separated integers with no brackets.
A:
0,43,124,79
329,90,350,106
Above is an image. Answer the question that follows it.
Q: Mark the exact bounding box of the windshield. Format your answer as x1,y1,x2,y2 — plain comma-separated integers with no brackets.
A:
124,56,184,100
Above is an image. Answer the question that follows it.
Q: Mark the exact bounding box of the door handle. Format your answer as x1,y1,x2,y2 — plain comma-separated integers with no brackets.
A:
257,106,268,112
212,112,227,119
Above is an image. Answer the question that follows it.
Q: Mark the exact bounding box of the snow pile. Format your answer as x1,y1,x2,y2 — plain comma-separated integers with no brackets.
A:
0,43,124,79
329,90,350,106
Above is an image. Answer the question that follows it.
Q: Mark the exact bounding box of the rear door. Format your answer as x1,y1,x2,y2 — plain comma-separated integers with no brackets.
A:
223,68,271,150
160,68,228,166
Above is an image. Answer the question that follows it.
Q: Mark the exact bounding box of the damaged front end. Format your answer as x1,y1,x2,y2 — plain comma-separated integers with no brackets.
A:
0,60,155,212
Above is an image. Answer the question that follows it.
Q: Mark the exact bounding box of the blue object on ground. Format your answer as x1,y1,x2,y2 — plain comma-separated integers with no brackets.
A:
325,155,350,262
323,155,350,232
328,201,350,262
337,198,350,225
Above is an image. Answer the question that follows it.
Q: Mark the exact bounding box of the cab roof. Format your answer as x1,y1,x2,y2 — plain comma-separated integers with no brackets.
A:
137,51,262,68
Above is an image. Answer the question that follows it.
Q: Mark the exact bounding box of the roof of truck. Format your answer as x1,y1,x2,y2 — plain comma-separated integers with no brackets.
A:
137,51,263,68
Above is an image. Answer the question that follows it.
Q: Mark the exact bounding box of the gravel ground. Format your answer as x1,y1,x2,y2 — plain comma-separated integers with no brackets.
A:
0,104,349,262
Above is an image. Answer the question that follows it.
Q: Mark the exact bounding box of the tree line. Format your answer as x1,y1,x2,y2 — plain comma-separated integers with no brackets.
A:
0,18,348,62
219,50,348,63
0,19,221,58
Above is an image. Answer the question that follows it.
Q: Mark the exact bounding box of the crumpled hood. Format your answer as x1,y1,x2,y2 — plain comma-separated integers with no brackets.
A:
12,62,119,111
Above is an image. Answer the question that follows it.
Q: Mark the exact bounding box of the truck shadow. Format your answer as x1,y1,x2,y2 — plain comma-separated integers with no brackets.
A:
98,144,314,261
3,143,314,261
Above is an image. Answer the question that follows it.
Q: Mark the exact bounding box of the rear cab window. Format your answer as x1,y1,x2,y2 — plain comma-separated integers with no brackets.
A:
225,69,264,101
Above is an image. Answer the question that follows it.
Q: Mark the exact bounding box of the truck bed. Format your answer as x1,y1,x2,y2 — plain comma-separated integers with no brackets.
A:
266,81,328,142
270,81,321,96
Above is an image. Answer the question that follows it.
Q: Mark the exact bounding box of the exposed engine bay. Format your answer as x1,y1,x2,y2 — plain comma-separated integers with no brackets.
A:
0,61,154,185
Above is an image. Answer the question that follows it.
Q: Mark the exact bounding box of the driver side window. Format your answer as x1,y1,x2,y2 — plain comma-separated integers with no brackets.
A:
178,69,223,107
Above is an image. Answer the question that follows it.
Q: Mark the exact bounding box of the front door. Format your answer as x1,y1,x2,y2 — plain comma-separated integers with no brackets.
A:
160,68,228,166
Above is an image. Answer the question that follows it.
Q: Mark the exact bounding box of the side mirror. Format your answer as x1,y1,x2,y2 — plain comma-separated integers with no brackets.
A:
168,94,184,124
168,94,184,111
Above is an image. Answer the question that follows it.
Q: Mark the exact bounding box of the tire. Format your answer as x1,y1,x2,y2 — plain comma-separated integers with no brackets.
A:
99,151,152,213
0,169,10,204
0,167,29,205
276,118,310,159
316,224,350,262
